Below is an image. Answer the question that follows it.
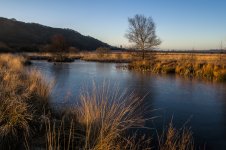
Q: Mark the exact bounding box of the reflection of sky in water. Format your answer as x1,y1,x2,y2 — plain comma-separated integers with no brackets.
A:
31,60,226,150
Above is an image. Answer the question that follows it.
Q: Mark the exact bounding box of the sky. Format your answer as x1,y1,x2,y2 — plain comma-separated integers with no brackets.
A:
0,0,226,50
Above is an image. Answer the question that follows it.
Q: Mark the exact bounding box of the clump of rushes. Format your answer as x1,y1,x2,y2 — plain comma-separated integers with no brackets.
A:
44,82,148,150
73,83,146,149
0,54,52,149
159,122,194,150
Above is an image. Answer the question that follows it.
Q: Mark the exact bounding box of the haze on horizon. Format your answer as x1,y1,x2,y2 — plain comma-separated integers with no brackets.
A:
0,0,226,50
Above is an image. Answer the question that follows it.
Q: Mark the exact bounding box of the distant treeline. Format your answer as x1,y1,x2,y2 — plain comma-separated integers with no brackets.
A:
0,17,112,52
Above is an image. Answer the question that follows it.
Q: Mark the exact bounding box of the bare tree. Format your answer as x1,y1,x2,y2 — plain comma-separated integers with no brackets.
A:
125,14,161,59
51,34,68,61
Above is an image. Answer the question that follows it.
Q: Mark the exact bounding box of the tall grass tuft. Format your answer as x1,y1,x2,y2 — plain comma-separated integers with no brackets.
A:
0,54,52,149
158,122,194,150
77,83,146,149
44,82,148,150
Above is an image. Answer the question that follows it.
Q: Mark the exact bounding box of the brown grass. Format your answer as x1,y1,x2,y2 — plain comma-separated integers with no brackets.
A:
81,52,134,63
127,58,226,81
0,54,52,149
46,83,147,150
158,122,194,150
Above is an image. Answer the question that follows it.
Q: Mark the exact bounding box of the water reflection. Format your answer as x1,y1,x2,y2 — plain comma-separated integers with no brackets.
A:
50,63,70,82
31,60,226,150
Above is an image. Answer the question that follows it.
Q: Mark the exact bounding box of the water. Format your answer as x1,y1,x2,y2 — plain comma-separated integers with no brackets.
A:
31,60,226,149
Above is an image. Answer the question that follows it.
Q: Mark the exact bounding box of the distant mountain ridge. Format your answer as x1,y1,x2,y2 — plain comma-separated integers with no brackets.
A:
0,17,111,52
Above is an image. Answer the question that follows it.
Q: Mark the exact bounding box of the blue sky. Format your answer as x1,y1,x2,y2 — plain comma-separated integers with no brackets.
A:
0,0,226,50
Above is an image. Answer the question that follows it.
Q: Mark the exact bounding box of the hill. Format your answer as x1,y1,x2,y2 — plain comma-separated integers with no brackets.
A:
0,17,111,52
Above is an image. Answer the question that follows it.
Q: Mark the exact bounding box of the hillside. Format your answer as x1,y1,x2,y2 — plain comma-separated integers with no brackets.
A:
0,17,110,52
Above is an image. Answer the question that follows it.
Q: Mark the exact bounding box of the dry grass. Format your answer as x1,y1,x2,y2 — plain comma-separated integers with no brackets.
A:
24,51,226,64
127,58,226,81
45,117,78,150
153,53,226,64
0,54,52,149
81,52,134,63
158,122,194,150
128,59,153,71
45,83,147,150
77,83,146,149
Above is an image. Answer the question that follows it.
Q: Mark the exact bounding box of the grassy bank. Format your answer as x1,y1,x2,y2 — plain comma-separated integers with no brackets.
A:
23,51,226,64
23,52,134,63
0,54,195,149
127,59,226,81
81,52,134,63
0,54,52,149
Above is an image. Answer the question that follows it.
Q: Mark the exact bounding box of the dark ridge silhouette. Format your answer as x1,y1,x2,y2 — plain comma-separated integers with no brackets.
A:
0,17,111,52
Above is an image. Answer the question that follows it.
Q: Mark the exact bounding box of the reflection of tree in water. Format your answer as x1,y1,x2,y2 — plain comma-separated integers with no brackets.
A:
123,71,158,139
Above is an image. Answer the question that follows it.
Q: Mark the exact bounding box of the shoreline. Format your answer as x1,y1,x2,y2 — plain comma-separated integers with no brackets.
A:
22,52,226,82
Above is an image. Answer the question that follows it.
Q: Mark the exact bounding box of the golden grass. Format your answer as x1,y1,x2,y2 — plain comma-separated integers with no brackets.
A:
158,122,194,150
0,54,52,149
46,83,147,150
45,117,78,150
81,52,134,63
76,83,145,149
128,59,152,71
128,58,226,81
24,51,226,64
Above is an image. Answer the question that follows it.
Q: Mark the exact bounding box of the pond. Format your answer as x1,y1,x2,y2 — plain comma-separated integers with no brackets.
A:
31,60,226,150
